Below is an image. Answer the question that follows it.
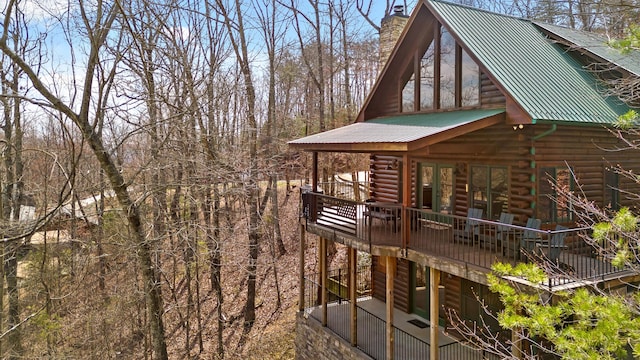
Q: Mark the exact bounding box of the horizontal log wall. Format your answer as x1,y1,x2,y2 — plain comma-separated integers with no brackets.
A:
371,256,410,312
480,72,506,106
428,124,534,223
370,155,402,203
416,124,639,223
533,125,640,214
443,273,461,318
368,123,639,319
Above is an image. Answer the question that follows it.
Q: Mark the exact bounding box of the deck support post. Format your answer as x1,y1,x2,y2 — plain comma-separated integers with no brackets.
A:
513,326,523,359
385,256,395,360
298,223,305,312
312,152,318,192
320,237,327,327
430,268,441,360
401,154,411,250
349,247,357,346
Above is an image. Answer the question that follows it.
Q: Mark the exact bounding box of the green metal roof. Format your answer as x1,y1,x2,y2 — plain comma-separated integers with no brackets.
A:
427,0,632,124
368,108,504,127
288,109,504,151
535,22,640,77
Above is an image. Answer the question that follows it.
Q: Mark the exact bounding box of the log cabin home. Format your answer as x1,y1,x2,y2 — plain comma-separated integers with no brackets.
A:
291,0,640,359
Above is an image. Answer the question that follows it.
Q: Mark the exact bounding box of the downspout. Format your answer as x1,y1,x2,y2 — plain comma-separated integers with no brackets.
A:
529,123,557,208
532,123,557,141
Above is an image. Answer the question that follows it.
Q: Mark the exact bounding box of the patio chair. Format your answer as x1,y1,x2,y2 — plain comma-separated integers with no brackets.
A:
363,199,399,231
519,218,543,258
502,217,541,259
543,225,568,263
453,208,483,244
478,212,515,251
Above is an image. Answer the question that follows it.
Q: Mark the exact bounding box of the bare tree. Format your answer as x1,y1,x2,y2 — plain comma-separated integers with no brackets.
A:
0,2,170,359
213,0,263,332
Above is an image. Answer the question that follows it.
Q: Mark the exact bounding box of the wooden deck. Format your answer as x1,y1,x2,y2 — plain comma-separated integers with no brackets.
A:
307,199,631,290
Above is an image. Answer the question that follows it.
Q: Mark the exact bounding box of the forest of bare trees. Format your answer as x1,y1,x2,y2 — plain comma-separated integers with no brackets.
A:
0,0,637,358
0,0,385,358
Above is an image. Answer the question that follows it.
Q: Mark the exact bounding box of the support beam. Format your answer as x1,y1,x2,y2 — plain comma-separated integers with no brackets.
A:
434,22,442,109
402,154,411,249
430,269,441,360
385,256,395,360
320,237,327,327
312,152,319,192
513,326,523,359
349,247,357,346
298,223,306,312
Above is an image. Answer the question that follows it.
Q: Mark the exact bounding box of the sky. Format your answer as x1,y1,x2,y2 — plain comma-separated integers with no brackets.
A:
0,0,422,129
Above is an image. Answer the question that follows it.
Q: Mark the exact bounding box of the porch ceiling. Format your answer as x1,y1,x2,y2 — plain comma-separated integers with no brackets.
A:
288,108,505,152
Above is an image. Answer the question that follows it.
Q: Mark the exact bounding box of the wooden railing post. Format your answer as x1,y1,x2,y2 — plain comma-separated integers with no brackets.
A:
386,256,395,360
299,223,305,312
320,237,327,326
430,269,441,360
349,247,357,346
402,154,411,252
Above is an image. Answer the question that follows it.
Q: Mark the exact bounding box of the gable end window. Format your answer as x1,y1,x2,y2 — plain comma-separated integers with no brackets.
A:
400,22,480,113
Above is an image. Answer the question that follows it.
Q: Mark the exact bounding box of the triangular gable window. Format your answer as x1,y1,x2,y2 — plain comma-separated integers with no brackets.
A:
401,23,480,112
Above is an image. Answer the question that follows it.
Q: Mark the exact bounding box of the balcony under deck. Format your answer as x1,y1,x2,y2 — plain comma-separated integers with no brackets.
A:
303,294,497,359
303,193,634,290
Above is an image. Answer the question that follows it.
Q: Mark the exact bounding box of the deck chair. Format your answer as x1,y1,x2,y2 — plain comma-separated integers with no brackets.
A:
478,212,514,251
544,225,568,263
363,199,398,231
503,217,541,259
453,208,483,244
519,218,542,256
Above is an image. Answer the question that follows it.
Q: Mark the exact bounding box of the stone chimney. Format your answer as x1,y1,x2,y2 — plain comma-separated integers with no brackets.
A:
379,5,409,73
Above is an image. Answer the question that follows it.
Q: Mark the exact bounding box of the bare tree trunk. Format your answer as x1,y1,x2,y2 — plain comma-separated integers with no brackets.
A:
272,176,286,256
214,0,261,330
1,30,25,358
0,3,169,358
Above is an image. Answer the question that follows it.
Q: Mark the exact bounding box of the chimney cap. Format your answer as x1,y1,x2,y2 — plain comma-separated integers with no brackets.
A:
393,5,404,15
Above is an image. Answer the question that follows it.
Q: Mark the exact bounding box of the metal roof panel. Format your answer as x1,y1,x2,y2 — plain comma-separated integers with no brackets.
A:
535,22,640,77
427,0,631,124
288,109,504,149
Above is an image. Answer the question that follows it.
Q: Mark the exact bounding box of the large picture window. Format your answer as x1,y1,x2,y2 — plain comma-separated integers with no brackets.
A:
420,42,435,110
538,167,573,222
470,166,508,220
400,22,480,113
440,29,456,109
461,50,479,107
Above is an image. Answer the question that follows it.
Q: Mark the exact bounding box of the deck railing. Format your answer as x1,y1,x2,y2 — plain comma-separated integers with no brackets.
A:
393,325,429,359
356,306,387,359
303,266,372,309
439,342,501,360
302,192,630,288
303,272,499,360
317,180,370,202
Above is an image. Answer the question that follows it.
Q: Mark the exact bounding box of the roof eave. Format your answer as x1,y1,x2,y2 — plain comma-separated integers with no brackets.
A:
288,142,409,153
288,111,505,153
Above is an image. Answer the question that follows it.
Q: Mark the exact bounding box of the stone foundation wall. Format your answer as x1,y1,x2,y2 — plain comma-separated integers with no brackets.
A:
295,312,371,360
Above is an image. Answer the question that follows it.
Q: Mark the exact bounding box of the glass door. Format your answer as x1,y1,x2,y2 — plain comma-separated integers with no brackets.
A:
411,263,430,318
438,166,453,214
418,163,453,213
419,164,434,210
